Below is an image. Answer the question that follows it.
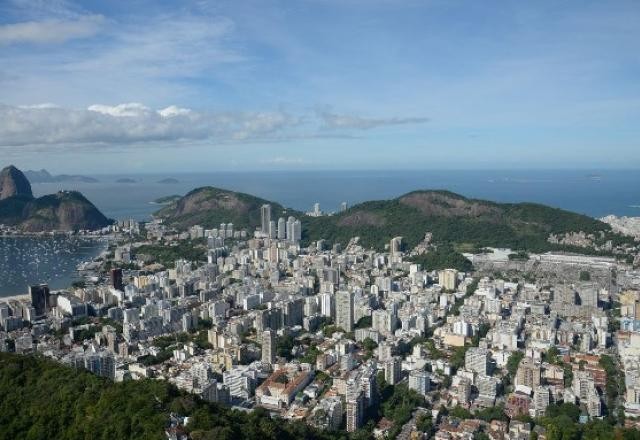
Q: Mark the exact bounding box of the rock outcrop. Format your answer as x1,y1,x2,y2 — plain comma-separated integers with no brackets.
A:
0,165,33,200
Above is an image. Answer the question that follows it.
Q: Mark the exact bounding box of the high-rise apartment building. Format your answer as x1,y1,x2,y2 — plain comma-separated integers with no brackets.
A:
336,291,354,332
261,204,271,234
262,329,276,364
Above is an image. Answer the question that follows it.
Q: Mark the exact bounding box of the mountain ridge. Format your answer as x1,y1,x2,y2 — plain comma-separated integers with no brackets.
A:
156,186,632,253
24,169,98,183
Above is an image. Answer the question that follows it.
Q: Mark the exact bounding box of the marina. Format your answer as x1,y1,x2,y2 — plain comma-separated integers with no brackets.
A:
0,236,108,297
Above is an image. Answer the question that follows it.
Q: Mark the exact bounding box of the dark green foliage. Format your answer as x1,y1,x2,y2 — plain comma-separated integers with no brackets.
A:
378,383,426,439
355,316,372,329
73,325,99,342
415,412,434,434
157,188,632,255
543,346,560,365
580,271,591,281
449,405,473,419
136,239,207,266
409,246,473,272
0,353,344,440
276,334,295,360
301,190,627,252
599,354,623,419
450,345,469,370
506,351,525,378
156,186,291,231
475,404,508,422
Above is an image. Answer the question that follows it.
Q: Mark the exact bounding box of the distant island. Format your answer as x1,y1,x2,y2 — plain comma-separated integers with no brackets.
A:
24,169,98,183
151,194,182,205
157,178,179,184
115,178,137,183
0,165,111,231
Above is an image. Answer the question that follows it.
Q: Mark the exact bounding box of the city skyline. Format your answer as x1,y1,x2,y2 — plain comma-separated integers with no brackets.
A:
1,0,639,172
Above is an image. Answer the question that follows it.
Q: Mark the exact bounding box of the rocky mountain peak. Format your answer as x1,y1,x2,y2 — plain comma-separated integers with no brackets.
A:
0,165,34,200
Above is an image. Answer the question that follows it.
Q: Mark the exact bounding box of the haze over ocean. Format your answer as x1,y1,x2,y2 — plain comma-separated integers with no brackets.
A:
31,170,640,221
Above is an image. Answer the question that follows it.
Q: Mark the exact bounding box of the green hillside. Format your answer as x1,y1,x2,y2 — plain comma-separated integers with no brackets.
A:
157,188,631,253
0,353,342,440
155,186,295,231
304,190,625,252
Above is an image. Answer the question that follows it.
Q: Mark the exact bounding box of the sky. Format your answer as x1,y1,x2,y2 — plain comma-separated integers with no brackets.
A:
0,0,639,173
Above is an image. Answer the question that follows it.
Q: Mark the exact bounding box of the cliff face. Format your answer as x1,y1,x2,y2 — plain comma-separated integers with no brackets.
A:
0,165,111,231
0,166,33,200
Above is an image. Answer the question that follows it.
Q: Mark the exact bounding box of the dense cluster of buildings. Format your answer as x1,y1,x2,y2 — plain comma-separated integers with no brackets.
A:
2,203,640,439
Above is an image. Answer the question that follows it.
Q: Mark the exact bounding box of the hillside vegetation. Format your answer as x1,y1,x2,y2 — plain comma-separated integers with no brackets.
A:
0,353,344,440
304,190,620,251
156,186,293,230
157,188,628,253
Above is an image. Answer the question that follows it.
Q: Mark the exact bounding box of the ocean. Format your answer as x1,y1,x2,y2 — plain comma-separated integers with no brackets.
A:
30,169,640,220
2,169,639,297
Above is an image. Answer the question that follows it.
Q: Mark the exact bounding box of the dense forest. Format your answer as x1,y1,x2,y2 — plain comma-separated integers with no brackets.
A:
0,353,346,440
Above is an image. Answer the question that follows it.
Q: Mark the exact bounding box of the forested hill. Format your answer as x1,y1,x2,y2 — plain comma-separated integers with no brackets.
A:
0,353,344,440
158,187,629,253
155,186,294,231
302,190,624,251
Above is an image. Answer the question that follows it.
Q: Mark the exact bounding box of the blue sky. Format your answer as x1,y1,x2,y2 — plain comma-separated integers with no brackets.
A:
0,0,639,172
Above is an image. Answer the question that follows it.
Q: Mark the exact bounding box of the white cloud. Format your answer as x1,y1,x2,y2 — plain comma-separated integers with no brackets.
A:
0,102,429,150
0,14,104,45
0,103,298,148
320,112,429,130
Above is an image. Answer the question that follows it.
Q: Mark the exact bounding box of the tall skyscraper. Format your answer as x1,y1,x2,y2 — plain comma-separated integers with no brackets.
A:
336,291,354,332
262,329,276,364
111,268,124,291
261,204,271,234
29,284,50,317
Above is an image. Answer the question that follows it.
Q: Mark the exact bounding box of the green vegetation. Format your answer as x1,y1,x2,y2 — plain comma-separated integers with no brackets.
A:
537,403,640,440
599,354,623,421
409,245,473,272
135,239,207,266
377,378,426,439
157,187,634,255
72,325,99,342
156,186,290,231
0,353,344,440
506,351,525,378
355,316,372,329
301,190,632,252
